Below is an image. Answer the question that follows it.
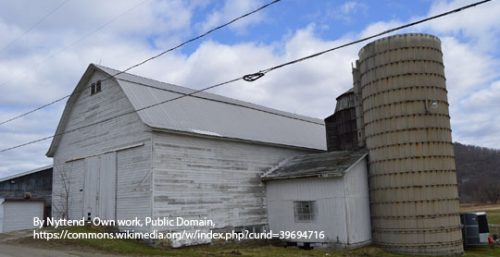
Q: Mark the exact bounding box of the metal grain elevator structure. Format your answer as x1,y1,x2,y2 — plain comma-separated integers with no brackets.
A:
325,33,463,255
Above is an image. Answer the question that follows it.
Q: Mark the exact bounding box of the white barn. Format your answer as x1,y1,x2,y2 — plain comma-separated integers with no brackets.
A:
47,64,326,237
262,151,371,248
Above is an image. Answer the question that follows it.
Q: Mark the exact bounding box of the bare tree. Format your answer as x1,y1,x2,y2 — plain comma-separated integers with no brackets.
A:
52,167,71,219
477,182,500,204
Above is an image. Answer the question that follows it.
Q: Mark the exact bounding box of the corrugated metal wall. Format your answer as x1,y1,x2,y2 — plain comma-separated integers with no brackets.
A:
358,34,463,255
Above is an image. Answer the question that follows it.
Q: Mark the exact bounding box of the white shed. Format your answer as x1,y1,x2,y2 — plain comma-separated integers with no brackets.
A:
0,199,44,233
262,151,371,248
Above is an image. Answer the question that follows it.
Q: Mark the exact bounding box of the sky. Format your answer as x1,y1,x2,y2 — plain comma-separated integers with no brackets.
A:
0,0,499,177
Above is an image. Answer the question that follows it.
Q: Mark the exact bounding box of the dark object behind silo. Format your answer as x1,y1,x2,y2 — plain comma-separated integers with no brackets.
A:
325,89,358,151
461,213,481,246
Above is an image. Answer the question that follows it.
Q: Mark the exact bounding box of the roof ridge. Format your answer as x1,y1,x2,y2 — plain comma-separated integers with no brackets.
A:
93,64,324,124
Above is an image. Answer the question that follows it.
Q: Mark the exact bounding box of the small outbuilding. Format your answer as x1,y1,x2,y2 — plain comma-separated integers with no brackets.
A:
262,150,371,248
0,165,52,218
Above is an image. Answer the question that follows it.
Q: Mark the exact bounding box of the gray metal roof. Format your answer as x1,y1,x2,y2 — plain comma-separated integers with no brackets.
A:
47,64,326,156
0,165,52,183
261,150,367,181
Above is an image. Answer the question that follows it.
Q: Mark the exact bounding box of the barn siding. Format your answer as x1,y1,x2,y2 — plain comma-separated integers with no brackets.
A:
52,70,152,225
343,158,371,246
151,132,312,231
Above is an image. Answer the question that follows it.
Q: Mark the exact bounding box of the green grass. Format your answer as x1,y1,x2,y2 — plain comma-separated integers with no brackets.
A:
17,226,500,257
464,247,500,257
488,209,500,224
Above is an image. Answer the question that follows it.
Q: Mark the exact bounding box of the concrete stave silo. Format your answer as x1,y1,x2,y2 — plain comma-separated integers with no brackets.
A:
356,33,463,255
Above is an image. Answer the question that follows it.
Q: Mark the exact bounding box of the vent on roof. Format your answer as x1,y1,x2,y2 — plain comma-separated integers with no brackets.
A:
90,80,102,95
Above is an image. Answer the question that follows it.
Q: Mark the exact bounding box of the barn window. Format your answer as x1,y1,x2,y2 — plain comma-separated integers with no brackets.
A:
90,80,102,95
294,201,315,222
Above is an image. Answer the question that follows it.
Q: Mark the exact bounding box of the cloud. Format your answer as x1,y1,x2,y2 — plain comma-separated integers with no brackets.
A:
424,0,500,51
0,0,499,177
329,1,368,23
197,0,267,34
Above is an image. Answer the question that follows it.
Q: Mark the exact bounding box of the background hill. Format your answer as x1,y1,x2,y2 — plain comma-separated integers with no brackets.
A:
454,142,500,203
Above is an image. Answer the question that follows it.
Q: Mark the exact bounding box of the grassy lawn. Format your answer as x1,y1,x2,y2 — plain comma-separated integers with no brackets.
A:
488,210,500,224
14,226,500,257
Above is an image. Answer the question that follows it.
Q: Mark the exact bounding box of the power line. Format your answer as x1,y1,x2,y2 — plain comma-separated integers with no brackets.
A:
0,0,491,153
0,0,71,53
0,0,282,127
0,77,243,153
31,0,151,75
0,0,151,126
248,0,493,79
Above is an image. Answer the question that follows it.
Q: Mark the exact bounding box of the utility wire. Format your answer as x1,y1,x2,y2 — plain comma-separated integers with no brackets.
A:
245,0,493,80
0,0,151,126
0,0,491,153
0,0,282,127
31,0,151,76
0,0,71,53
0,77,243,153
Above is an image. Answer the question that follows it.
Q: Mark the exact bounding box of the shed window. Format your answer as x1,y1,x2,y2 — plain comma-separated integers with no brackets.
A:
90,80,102,95
294,201,315,222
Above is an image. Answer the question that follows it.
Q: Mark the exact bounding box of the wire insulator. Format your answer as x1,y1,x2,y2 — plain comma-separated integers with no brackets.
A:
243,72,265,82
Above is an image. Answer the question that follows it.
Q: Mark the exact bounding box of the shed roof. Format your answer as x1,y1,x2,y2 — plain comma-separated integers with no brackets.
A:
47,64,326,156
261,150,367,181
0,165,52,183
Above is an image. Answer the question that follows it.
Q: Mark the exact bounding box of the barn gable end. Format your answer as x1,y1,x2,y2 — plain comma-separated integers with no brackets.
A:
48,65,153,228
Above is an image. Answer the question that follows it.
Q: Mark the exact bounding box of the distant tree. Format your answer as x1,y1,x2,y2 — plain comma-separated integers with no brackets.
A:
454,142,500,203
477,181,500,204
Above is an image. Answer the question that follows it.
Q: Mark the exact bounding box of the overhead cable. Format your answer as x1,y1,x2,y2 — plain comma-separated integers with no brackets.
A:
0,0,491,153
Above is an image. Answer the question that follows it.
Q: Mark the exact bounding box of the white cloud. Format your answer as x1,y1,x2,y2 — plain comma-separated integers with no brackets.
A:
1,0,499,176
329,1,368,23
198,0,267,34
424,0,500,50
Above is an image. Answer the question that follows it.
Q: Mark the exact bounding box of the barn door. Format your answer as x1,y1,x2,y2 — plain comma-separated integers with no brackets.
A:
84,156,100,220
84,153,117,221
99,152,116,220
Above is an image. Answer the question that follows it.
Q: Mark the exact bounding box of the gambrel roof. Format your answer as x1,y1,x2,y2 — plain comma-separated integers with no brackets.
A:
47,64,326,157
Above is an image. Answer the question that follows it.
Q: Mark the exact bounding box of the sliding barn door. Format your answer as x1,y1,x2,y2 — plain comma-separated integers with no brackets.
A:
99,152,117,220
84,156,100,219
84,153,117,220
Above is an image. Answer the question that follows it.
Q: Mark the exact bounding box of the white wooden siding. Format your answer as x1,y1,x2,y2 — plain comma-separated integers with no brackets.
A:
116,145,152,232
151,132,311,231
66,160,85,219
83,156,100,219
266,177,348,243
52,70,152,225
265,158,371,246
99,152,117,220
343,158,371,245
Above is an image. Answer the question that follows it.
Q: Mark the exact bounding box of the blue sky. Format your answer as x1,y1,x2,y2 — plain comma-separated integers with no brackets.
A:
0,0,499,176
